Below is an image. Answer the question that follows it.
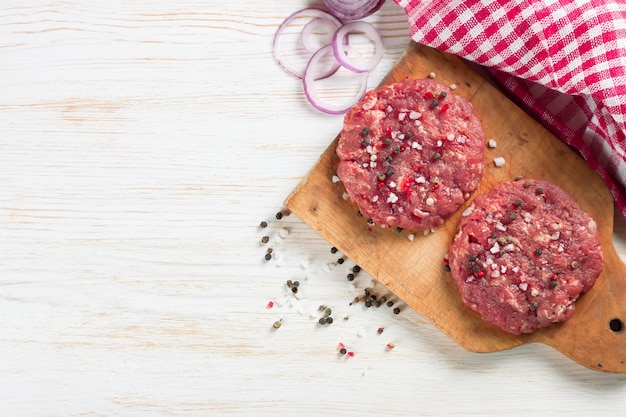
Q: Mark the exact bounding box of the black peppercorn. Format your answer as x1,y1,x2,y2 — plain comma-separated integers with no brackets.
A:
326,317,333,324
261,236,269,244
352,265,361,273
347,273,355,281
386,300,394,307
330,246,338,254
337,258,344,265
339,348,347,355
264,253,272,261
393,307,401,314
259,221,268,228
276,211,283,220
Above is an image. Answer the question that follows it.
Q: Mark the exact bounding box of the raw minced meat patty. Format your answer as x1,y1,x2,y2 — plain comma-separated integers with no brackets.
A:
448,179,604,335
336,77,486,230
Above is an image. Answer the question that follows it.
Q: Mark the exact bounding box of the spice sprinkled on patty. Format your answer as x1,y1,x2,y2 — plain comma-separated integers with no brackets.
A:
336,77,486,230
448,179,603,335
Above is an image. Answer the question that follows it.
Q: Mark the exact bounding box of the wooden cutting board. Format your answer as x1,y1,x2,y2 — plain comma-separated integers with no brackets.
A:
285,42,626,373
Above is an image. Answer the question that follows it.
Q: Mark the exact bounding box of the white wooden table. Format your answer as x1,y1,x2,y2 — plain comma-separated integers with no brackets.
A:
2,1,626,415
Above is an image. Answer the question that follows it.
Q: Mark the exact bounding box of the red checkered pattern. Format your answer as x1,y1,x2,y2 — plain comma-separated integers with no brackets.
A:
394,0,626,215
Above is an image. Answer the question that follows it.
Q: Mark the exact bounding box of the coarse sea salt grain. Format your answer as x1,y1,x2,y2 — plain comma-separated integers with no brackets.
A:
332,175,341,183
488,139,497,148
407,234,415,241
493,157,506,167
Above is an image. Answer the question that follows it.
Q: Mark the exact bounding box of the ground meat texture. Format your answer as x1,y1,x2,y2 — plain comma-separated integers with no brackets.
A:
336,78,486,230
448,179,604,335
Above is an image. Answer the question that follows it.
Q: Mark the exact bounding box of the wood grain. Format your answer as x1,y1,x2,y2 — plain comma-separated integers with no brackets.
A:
3,2,626,416
286,41,626,373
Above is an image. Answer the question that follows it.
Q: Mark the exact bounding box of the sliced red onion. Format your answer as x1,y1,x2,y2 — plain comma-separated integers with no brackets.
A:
332,21,384,73
273,7,343,79
303,44,368,115
323,0,386,21
300,17,341,53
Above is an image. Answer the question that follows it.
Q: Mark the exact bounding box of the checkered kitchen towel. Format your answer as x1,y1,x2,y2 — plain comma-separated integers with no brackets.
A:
394,0,626,215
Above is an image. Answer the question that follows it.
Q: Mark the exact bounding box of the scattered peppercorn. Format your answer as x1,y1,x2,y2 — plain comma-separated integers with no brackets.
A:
261,235,269,244
530,302,539,311
352,265,361,273
318,317,327,325
330,246,338,254
396,227,403,233
377,327,385,334
439,91,447,98
514,199,522,207
339,348,347,355
337,258,344,265
259,221,268,228
523,181,531,188
509,213,517,220
276,211,283,220
326,317,334,324
393,307,401,315
361,127,370,136
386,300,394,307
291,286,298,293
365,300,372,308
386,168,395,176
264,253,272,261
385,155,393,163
383,138,392,146
550,279,558,288
272,319,282,329
536,188,544,195
444,264,451,272
571,261,580,269
431,98,440,107
535,248,543,255
347,273,355,281
361,138,370,146
433,152,442,160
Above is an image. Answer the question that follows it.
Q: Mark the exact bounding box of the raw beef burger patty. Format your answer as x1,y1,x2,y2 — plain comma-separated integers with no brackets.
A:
448,179,603,335
336,77,486,230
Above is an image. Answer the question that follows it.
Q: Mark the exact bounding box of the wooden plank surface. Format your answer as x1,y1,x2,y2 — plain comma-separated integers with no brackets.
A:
2,1,626,416
285,42,626,373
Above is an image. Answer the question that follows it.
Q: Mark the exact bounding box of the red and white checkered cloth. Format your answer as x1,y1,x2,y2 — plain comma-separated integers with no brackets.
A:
394,0,626,216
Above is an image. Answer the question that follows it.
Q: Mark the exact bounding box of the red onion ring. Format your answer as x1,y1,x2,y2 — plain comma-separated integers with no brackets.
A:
322,0,386,21
333,21,384,73
303,44,368,115
300,18,341,53
273,7,343,79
